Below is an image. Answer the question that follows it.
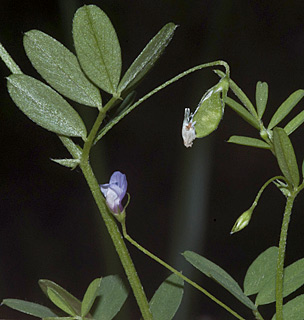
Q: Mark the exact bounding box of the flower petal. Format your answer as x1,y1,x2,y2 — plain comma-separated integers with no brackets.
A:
100,183,110,197
110,171,127,196
105,187,122,213
100,171,128,214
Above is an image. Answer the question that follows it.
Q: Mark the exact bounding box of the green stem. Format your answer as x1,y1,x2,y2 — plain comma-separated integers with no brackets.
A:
81,96,118,161
275,192,296,320
80,161,153,320
253,309,265,320
121,221,245,320
61,96,153,319
252,176,287,209
0,42,22,74
96,60,230,141
73,98,153,319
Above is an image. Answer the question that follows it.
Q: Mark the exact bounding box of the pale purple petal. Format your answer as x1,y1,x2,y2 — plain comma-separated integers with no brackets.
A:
100,183,110,197
100,171,128,214
105,186,122,213
110,171,128,196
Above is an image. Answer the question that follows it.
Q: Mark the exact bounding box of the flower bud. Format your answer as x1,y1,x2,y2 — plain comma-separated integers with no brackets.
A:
230,207,254,234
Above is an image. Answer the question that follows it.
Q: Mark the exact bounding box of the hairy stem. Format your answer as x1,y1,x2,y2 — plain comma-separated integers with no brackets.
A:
64,97,153,319
275,192,296,320
80,161,153,320
59,95,153,319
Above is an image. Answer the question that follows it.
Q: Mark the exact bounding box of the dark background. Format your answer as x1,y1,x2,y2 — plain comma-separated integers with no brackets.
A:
1,1,304,319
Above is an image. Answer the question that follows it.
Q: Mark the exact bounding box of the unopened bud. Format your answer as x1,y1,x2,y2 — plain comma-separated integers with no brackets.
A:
230,207,254,235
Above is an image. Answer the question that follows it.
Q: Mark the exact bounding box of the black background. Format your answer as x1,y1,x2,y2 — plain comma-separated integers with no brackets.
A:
1,1,304,319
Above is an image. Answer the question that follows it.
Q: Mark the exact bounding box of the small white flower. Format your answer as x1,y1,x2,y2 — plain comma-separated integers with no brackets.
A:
182,108,196,148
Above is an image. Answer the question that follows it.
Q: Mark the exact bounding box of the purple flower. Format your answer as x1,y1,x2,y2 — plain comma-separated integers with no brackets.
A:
100,171,128,214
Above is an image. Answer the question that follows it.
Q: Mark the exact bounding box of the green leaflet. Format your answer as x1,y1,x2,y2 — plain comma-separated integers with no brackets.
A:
284,109,304,135
81,278,102,317
47,287,77,316
149,273,184,320
39,279,82,316
91,275,128,320
256,258,304,305
272,295,304,320
228,135,270,149
1,299,58,318
225,97,260,130
58,136,83,159
7,74,87,139
51,158,80,169
183,251,256,311
118,23,177,93
23,30,102,108
273,127,299,187
243,247,278,296
255,81,268,119
73,5,121,94
268,89,304,129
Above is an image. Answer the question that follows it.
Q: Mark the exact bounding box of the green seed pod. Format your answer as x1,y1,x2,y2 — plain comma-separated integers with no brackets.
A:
182,76,228,147
193,77,228,138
